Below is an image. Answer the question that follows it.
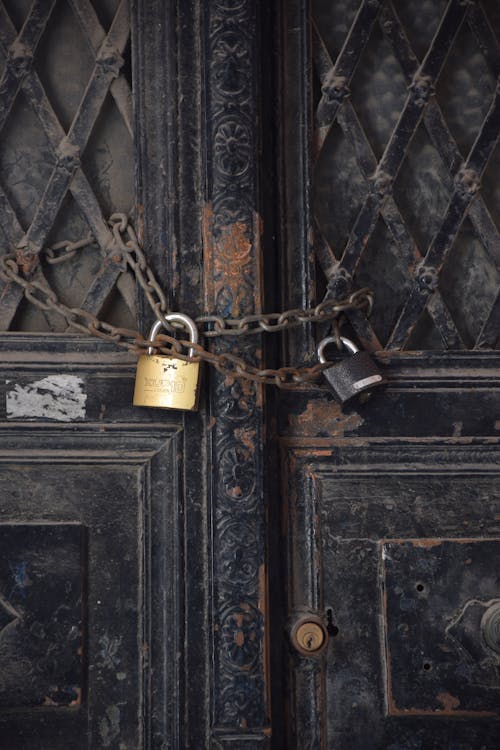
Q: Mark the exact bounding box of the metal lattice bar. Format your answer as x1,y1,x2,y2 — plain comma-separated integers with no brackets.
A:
0,0,134,330
0,9,112,251
389,89,500,348
336,99,464,347
312,0,500,350
69,0,133,137
476,288,500,349
0,1,56,133
314,0,383,154
24,1,129,254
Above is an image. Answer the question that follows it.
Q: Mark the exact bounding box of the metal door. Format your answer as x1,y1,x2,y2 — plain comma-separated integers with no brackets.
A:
278,1,500,748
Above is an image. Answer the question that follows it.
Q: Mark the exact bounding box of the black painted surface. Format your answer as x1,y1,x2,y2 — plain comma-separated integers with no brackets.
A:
384,539,500,714
0,0,498,748
0,524,84,709
0,423,182,749
282,432,500,748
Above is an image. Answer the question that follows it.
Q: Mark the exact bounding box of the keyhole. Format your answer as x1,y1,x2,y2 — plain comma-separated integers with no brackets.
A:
326,608,339,637
293,620,326,654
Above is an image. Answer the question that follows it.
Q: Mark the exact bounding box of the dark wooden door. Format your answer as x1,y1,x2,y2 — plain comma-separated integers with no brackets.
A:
0,1,499,749
278,1,500,748
0,1,272,747
0,1,194,747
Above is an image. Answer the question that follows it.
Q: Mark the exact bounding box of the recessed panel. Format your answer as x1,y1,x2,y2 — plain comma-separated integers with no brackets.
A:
383,538,500,715
285,444,500,749
0,524,84,709
0,461,145,749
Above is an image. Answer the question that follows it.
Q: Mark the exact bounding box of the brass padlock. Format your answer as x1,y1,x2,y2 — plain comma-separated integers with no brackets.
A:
133,313,200,410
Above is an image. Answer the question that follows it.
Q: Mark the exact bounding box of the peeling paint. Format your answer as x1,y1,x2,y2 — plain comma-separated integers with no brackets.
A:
288,400,364,437
6,375,86,422
436,693,460,711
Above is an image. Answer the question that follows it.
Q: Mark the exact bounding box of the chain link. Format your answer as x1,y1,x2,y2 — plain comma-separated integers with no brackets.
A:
0,214,373,388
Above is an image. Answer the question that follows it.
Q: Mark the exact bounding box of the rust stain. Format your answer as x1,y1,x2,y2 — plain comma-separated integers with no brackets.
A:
288,400,363,437
409,539,444,549
235,426,257,453
389,707,495,717
202,203,262,317
136,203,145,246
69,687,82,707
206,415,216,432
234,630,245,647
437,692,460,711
240,718,248,730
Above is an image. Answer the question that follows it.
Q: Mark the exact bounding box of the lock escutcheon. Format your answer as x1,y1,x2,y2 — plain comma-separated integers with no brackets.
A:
133,313,201,411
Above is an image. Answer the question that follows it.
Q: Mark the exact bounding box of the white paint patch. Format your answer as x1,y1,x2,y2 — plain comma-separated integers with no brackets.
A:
6,375,86,422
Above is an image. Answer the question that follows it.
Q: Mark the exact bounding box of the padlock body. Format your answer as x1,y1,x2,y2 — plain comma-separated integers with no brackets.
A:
133,354,200,410
322,351,384,404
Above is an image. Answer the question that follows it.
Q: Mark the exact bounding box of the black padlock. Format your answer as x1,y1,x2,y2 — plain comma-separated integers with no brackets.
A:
317,336,385,404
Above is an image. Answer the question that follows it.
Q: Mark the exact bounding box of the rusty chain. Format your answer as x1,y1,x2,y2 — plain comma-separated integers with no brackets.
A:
0,214,373,389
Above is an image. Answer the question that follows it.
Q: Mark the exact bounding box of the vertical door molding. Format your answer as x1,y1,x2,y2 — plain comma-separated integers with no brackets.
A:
202,1,271,746
134,0,272,746
279,0,316,365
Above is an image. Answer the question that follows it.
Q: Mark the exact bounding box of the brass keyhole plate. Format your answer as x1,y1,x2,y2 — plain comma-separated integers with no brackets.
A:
291,617,328,656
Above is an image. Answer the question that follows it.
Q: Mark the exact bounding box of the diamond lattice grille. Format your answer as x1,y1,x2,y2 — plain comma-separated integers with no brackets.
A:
312,0,500,350
0,0,135,332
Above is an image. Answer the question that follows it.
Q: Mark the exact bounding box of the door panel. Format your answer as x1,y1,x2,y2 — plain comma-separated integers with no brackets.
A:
281,356,500,748
0,359,183,748
0,1,191,745
278,1,500,744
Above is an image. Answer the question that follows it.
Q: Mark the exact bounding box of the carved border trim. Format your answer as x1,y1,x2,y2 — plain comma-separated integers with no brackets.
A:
202,0,270,741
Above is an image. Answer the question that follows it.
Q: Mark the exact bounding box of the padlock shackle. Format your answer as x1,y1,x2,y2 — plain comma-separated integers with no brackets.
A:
148,313,198,357
317,335,359,363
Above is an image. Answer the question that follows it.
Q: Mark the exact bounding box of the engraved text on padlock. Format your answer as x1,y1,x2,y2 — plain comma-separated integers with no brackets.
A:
133,314,201,411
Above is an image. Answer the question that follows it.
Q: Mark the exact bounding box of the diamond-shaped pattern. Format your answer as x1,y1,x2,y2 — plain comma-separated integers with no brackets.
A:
394,123,453,253
0,0,135,332
439,218,500,348
313,0,500,350
0,93,53,229
349,23,408,159
35,1,96,132
314,122,367,256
